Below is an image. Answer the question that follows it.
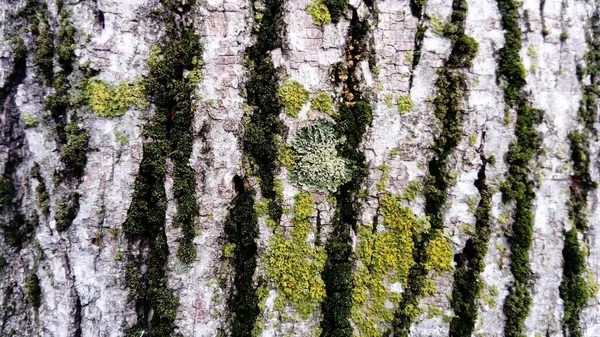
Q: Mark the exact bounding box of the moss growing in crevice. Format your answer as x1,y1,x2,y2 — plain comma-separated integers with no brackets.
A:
558,12,600,335
0,14,35,250
54,193,79,232
25,271,41,309
322,0,348,23
265,191,326,318
319,10,373,337
224,0,286,333
32,163,50,216
243,0,286,222
122,0,203,334
493,0,542,335
224,175,260,337
392,0,478,335
449,132,492,337
352,194,422,336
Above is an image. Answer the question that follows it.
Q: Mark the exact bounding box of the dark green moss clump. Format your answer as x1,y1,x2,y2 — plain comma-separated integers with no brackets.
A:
224,0,285,334
123,0,203,334
32,5,55,86
319,11,373,337
60,120,89,178
494,0,541,335
243,0,286,223
393,0,478,335
225,176,260,337
54,194,79,232
560,229,590,337
449,138,491,337
32,163,50,216
25,271,41,308
558,13,600,334
323,0,348,23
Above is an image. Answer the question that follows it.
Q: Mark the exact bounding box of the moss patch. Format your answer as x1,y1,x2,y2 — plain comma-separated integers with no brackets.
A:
85,78,147,118
393,0,478,335
307,0,332,26
320,10,373,337
352,193,422,336
266,192,326,317
311,91,336,116
279,79,310,117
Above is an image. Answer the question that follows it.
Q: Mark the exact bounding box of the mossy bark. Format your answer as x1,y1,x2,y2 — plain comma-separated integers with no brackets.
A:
393,0,478,335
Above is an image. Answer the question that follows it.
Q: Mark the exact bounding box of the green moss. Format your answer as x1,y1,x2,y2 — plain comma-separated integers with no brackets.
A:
449,148,491,337
560,30,569,42
352,193,422,336
33,11,54,85
85,78,147,117
397,95,413,114
60,120,89,178
224,176,260,337
23,113,39,128
25,271,41,308
122,0,203,334
394,0,478,335
430,14,446,35
322,0,348,23
425,230,453,274
55,194,79,231
321,11,373,337
266,192,326,317
307,0,332,26
494,0,542,335
311,91,336,115
279,79,310,117
114,130,129,145
0,176,14,206
32,163,50,215
291,119,351,191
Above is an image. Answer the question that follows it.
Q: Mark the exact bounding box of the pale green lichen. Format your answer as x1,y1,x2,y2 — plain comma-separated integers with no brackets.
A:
279,79,310,117
306,0,331,26
265,192,326,318
291,119,351,191
85,78,147,117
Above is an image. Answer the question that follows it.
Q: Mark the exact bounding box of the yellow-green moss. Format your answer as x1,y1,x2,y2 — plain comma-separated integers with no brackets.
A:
223,243,236,259
306,0,332,26
351,193,424,336
278,79,310,117
310,91,335,115
397,94,413,114
279,144,296,169
430,14,446,35
85,78,147,117
425,230,453,274
113,130,129,145
23,113,39,128
253,198,270,217
376,163,390,192
265,191,326,318
187,56,203,84
402,180,421,201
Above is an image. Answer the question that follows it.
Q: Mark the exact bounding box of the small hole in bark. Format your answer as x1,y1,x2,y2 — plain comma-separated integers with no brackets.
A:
94,10,105,32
